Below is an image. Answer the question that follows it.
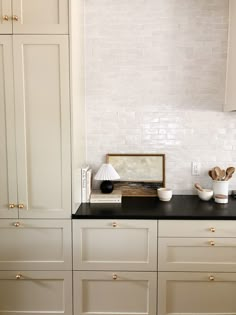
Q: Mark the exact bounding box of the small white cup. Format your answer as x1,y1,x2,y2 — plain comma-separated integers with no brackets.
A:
157,188,172,202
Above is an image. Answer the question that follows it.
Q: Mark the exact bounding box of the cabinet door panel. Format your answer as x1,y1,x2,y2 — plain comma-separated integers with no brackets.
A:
73,220,157,271
158,272,236,315
74,271,157,315
0,0,12,34
0,220,72,270
0,36,18,218
0,271,72,315
159,237,236,272
13,35,71,218
12,0,68,34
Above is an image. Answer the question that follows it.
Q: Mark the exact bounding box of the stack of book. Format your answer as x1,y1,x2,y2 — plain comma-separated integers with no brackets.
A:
90,190,122,203
81,166,92,203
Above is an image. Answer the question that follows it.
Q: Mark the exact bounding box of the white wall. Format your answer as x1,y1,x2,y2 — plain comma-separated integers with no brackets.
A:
85,0,236,194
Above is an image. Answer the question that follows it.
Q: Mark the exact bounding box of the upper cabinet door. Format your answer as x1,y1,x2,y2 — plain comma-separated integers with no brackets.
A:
0,0,12,34
225,0,236,111
13,35,71,219
12,0,68,34
0,36,18,218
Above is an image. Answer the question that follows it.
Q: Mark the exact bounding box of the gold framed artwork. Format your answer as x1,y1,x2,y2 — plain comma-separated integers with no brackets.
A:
106,154,165,196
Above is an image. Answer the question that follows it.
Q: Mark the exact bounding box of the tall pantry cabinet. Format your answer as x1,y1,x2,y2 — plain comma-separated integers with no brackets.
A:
0,1,85,314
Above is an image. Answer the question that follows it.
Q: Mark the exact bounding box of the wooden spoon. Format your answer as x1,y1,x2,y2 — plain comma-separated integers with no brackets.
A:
225,167,235,181
195,183,203,192
211,169,218,181
208,170,213,179
219,169,226,181
213,166,221,180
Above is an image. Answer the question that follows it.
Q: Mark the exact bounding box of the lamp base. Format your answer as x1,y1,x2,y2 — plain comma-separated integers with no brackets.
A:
100,180,114,193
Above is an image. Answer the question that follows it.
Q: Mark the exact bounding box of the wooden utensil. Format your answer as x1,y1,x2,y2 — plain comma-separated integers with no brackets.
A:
211,168,218,181
208,170,213,179
219,169,226,181
194,183,203,191
225,167,235,181
213,166,221,180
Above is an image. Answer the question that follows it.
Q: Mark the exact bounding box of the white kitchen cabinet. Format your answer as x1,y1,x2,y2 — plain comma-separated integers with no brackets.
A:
158,272,236,315
0,270,72,315
0,220,72,270
0,0,68,34
0,35,71,219
73,219,157,271
74,271,157,315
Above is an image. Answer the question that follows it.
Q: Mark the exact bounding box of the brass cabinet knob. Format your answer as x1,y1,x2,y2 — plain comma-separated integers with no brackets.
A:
209,241,215,246
112,274,117,280
18,204,24,209
210,227,215,233
3,15,9,21
13,222,20,227
112,222,117,228
16,274,23,280
209,275,215,281
13,15,18,21
9,204,15,209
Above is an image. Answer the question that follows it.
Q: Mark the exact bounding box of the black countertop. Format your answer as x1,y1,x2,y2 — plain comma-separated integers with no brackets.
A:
72,195,236,220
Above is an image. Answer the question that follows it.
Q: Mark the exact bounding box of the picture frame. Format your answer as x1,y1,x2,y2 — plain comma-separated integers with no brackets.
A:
106,154,165,196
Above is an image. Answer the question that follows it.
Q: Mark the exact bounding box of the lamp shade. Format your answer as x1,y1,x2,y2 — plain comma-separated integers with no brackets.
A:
94,163,120,181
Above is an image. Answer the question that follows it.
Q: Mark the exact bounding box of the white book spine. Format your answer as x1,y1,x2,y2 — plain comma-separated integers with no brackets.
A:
86,169,92,202
81,167,89,202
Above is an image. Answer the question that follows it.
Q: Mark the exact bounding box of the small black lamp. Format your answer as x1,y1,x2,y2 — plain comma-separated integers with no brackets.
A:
94,163,120,193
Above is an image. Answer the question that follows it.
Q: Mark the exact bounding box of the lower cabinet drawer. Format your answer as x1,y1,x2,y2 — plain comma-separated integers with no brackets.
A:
158,272,236,315
73,219,157,271
74,271,157,315
0,220,72,270
159,237,236,272
0,271,72,315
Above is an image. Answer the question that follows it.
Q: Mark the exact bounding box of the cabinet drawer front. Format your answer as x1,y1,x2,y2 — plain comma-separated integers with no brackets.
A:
159,220,236,237
74,271,156,315
0,271,72,315
0,220,72,270
158,272,236,315
73,220,157,271
159,237,236,272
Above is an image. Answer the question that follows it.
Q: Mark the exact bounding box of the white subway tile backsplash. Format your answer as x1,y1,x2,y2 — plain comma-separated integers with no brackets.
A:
85,0,236,193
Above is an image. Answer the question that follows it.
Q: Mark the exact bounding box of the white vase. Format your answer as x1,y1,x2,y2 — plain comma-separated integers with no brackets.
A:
212,180,229,196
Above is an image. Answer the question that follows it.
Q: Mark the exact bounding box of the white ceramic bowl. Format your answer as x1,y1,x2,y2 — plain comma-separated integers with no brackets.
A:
197,189,213,201
157,188,172,202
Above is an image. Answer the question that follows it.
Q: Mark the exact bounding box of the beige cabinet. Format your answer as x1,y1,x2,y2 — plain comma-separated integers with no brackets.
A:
225,0,236,111
0,220,72,270
74,271,157,315
158,220,236,315
0,270,72,315
0,0,68,34
0,36,17,218
73,219,157,271
0,35,71,219
158,272,236,315
159,237,236,272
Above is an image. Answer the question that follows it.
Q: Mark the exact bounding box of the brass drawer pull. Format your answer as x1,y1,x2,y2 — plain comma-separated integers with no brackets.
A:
9,204,15,209
112,274,117,280
112,222,117,228
13,15,19,21
209,240,215,246
16,274,23,280
209,275,215,281
13,222,20,227
210,227,215,233
18,204,24,209
3,15,9,21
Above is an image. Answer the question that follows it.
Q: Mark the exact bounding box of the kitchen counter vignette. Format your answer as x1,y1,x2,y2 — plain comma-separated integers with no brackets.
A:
73,195,236,220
